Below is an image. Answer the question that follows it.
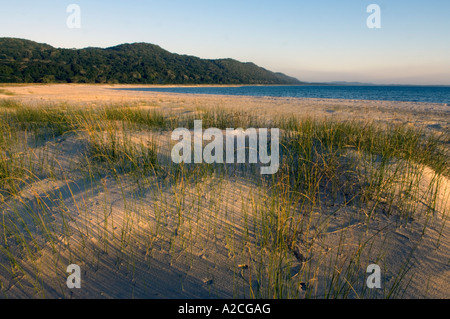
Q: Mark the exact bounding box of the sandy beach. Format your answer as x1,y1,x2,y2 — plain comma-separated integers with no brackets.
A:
0,84,448,299
2,84,449,133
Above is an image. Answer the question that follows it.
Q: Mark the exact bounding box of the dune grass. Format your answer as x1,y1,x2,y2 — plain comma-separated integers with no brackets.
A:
0,99,448,298
0,89,15,96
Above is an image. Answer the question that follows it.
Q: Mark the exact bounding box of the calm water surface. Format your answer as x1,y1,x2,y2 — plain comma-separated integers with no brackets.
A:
117,85,450,104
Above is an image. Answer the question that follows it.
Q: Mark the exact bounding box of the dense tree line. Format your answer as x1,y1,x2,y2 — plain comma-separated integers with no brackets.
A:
0,38,301,85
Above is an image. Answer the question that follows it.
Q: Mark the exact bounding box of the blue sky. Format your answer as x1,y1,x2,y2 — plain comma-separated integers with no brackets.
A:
1,0,449,84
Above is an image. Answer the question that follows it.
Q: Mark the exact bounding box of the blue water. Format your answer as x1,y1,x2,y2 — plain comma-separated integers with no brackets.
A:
117,85,450,104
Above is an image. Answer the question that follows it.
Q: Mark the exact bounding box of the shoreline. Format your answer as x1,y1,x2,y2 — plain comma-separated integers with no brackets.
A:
1,84,448,135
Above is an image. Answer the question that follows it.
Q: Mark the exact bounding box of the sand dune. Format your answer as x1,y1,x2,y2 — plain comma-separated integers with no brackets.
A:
0,84,448,299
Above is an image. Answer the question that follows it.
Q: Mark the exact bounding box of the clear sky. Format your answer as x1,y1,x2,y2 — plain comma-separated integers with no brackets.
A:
1,0,449,85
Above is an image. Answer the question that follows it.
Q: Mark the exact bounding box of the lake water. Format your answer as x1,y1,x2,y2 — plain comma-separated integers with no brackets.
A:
118,85,450,104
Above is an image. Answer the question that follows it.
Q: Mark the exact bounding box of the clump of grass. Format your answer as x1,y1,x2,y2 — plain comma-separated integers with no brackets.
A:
0,99,20,109
0,103,77,144
13,105,75,141
198,108,262,130
276,117,448,208
103,105,167,129
278,117,448,176
85,123,159,179
0,150,27,196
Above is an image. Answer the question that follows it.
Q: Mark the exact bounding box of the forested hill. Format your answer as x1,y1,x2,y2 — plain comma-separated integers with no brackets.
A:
0,38,301,85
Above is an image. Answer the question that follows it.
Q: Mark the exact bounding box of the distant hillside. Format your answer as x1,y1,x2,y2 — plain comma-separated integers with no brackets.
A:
0,38,301,85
